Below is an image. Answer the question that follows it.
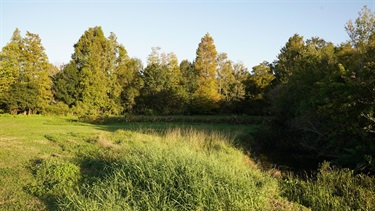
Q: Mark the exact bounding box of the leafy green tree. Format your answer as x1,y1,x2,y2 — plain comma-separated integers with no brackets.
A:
216,53,247,112
274,34,305,84
136,48,187,114
180,60,197,94
179,60,197,113
248,62,275,100
216,53,234,102
0,29,52,114
53,62,80,107
193,33,221,113
71,26,122,115
0,29,21,95
231,62,248,104
265,14,375,172
345,5,375,51
0,29,23,112
22,32,53,113
117,51,143,113
6,82,39,115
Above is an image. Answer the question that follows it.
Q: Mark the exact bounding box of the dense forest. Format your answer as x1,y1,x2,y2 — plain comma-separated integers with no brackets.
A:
0,6,374,173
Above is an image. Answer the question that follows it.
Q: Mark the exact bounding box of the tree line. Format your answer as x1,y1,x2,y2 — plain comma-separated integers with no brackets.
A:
0,6,374,172
0,27,272,116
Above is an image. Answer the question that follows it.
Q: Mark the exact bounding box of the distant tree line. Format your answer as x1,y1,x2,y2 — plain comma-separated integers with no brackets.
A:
0,27,273,116
0,6,374,172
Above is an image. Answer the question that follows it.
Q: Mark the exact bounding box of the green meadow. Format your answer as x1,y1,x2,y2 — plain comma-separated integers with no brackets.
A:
0,115,288,210
1,115,374,210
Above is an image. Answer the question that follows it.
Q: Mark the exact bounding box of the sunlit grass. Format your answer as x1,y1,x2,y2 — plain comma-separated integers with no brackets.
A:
58,129,281,210
281,162,375,210
1,115,296,210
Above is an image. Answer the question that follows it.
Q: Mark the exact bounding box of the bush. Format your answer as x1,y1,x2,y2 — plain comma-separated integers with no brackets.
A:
44,102,71,115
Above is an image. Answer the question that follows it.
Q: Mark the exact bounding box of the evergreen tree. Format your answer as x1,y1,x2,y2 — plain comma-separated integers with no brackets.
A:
0,29,23,111
53,62,80,107
72,26,122,115
0,29,21,95
193,33,220,113
22,32,53,113
0,29,52,114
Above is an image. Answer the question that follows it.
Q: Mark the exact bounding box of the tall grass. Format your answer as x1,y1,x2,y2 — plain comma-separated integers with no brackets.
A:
57,129,284,210
4,115,373,210
281,162,375,210
0,115,297,210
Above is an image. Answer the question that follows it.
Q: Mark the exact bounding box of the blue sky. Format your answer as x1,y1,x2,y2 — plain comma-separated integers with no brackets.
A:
1,0,373,69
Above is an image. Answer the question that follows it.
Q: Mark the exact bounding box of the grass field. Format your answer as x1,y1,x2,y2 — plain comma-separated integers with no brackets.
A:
1,115,373,210
0,115,303,210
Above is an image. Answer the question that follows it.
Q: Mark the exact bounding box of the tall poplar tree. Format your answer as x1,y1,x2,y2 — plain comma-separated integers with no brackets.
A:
193,33,220,113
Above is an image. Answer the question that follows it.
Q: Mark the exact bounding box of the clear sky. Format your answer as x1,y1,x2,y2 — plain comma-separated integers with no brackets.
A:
1,0,374,69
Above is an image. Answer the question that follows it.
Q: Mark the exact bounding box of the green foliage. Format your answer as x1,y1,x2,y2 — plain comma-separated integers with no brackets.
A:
118,56,144,113
72,26,122,115
0,29,21,95
274,34,305,84
78,114,270,125
242,61,274,115
216,53,247,113
250,62,275,99
281,162,375,210
0,29,53,114
136,48,188,115
193,33,221,113
264,10,375,172
345,5,375,50
4,81,39,114
180,59,198,94
53,62,80,107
